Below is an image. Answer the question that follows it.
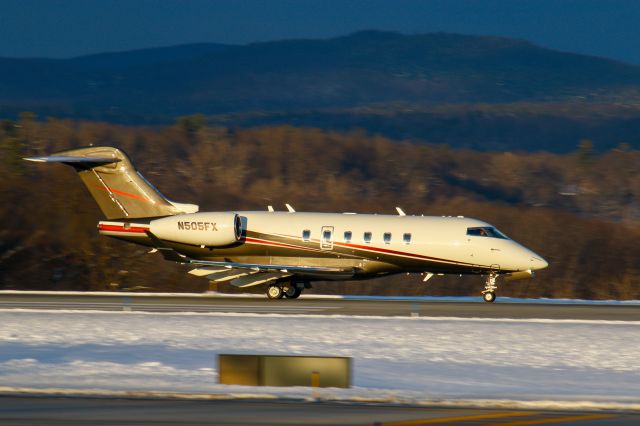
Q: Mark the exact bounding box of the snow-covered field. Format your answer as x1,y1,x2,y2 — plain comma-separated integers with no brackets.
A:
1,309,639,410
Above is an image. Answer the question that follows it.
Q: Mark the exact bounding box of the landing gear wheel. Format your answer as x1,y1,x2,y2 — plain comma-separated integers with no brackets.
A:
283,285,302,299
481,271,499,303
483,291,496,303
267,285,284,300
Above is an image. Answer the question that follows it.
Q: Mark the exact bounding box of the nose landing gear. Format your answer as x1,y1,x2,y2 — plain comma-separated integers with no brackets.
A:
481,272,498,303
482,290,496,303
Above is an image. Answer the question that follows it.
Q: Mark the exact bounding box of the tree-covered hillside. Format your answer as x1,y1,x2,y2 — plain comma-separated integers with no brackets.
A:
2,116,638,299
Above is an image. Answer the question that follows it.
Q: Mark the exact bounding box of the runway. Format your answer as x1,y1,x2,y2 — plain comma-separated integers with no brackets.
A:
0,292,638,320
0,396,637,426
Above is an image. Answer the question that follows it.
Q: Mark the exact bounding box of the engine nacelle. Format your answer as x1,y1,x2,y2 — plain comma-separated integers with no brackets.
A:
149,212,242,247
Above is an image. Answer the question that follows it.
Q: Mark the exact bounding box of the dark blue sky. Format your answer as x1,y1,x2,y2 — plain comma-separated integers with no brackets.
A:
2,0,639,64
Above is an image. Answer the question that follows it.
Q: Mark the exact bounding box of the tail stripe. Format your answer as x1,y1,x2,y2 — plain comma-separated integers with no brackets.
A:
92,170,129,217
94,184,151,203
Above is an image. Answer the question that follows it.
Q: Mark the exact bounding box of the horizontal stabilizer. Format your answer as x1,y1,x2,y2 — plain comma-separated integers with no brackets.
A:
24,155,119,164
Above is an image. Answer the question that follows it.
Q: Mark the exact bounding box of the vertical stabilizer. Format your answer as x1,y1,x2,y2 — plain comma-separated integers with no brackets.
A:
25,146,198,219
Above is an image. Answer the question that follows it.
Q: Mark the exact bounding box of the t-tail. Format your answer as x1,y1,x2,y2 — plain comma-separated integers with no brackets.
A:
25,146,198,219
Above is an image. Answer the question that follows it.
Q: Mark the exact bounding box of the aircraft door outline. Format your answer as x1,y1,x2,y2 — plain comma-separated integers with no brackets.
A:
321,226,334,250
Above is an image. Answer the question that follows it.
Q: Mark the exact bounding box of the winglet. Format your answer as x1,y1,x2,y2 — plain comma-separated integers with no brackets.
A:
396,207,406,216
285,203,296,213
144,230,188,263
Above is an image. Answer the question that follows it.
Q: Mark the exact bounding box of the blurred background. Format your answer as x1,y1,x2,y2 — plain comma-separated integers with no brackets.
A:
1,0,639,299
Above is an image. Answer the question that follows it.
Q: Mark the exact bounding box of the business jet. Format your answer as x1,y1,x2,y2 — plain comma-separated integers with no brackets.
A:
26,147,548,302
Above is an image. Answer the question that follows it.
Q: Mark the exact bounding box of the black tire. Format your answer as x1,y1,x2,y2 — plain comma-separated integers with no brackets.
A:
267,285,284,300
483,291,496,303
284,285,302,299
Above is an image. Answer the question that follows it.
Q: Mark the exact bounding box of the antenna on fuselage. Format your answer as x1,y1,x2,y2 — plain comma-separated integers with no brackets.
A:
395,207,406,216
267,205,274,212
285,203,296,213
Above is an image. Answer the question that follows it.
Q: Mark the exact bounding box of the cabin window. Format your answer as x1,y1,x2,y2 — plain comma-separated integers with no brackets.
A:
344,231,352,243
302,229,311,241
403,233,412,244
383,232,392,244
363,232,372,243
323,230,332,242
466,227,508,239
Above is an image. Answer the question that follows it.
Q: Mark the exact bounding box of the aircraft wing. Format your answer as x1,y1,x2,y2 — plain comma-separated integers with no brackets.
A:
188,267,292,288
145,230,354,288
186,259,348,273
186,260,354,288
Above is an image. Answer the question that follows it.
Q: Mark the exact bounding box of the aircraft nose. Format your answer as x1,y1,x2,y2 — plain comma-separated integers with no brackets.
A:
530,256,548,270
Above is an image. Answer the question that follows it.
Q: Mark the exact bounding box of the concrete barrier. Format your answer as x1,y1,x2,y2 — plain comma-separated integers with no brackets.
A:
218,354,351,388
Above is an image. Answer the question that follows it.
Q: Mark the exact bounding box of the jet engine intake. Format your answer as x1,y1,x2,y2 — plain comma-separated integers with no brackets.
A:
149,212,242,247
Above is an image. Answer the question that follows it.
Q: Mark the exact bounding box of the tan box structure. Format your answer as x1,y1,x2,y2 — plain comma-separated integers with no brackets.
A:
218,354,352,388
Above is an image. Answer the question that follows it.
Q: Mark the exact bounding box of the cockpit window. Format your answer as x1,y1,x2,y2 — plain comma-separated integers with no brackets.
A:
467,227,509,239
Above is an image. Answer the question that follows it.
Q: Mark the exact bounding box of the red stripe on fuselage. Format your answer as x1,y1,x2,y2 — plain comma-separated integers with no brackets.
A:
98,223,149,234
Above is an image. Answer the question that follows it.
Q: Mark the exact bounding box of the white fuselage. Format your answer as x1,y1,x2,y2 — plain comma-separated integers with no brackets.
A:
99,211,548,277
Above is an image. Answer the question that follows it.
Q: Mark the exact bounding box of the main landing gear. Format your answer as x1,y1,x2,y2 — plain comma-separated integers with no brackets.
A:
481,272,498,303
266,284,284,299
283,284,302,299
266,283,303,300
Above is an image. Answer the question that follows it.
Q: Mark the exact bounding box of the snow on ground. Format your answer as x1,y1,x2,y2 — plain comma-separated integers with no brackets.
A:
0,309,639,409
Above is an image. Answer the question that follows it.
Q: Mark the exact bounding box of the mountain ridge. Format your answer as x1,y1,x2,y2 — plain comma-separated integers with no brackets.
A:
3,31,640,151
